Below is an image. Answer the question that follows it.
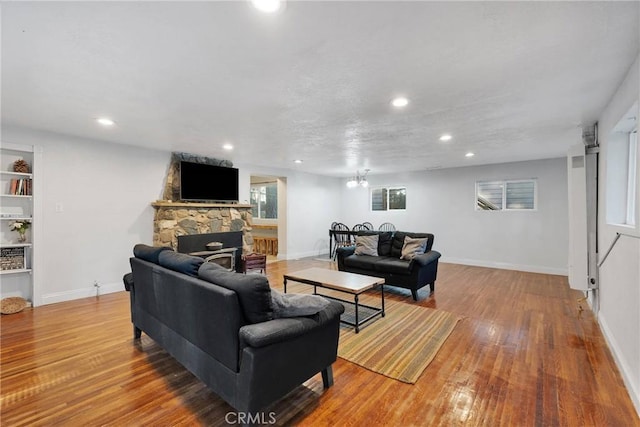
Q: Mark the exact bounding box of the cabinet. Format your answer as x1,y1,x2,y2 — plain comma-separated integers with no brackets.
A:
1,142,39,306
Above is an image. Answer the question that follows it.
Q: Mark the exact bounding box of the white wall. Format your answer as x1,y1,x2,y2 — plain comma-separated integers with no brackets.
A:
0,127,341,303
338,158,569,275
596,54,640,414
3,126,170,304
236,162,342,260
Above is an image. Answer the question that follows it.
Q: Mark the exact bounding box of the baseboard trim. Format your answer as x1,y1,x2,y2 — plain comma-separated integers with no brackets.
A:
440,256,568,276
598,314,640,417
284,250,330,260
41,281,123,306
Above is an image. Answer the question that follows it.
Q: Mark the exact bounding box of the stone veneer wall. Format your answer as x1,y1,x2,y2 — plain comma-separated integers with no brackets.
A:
152,203,254,253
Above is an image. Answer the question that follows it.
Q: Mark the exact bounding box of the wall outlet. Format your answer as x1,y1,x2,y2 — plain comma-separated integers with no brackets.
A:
93,280,100,288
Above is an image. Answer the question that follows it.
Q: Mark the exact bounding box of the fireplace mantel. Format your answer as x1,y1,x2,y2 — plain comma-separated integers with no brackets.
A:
152,201,252,208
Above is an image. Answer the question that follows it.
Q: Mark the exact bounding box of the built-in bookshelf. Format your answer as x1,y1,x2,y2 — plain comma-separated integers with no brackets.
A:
1,142,40,306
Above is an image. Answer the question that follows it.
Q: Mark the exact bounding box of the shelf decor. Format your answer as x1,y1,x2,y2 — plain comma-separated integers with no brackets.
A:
9,220,30,243
1,247,25,270
13,159,30,173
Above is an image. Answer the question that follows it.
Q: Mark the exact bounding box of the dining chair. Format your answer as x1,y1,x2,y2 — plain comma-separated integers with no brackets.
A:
331,222,352,259
378,222,396,231
352,223,369,232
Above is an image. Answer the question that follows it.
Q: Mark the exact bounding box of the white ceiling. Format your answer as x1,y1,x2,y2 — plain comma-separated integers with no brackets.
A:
2,1,638,177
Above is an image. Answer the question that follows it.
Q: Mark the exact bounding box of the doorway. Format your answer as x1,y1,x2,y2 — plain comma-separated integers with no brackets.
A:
249,175,287,261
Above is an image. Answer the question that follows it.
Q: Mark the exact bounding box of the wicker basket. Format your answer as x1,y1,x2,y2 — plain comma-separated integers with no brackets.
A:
1,297,27,314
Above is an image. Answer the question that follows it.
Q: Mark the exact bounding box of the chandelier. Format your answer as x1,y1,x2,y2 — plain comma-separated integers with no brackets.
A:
346,169,370,188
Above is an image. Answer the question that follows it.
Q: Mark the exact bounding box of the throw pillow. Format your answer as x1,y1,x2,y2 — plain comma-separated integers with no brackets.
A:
198,263,273,324
158,251,204,277
400,236,428,261
270,289,330,318
354,235,379,256
133,244,173,264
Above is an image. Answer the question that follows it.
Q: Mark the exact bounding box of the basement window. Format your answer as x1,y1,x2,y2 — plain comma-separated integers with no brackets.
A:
627,130,638,225
476,179,537,211
606,100,638,231
371,187,406,211
606,105,638,230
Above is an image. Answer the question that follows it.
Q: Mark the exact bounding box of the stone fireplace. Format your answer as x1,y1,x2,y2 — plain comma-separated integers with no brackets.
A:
151,152,254,253
152,202,254,253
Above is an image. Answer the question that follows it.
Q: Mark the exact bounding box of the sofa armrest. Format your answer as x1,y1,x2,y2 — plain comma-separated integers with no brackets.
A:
336,245,356,271
336,245,356,258
411,250,441,267
123,272,134,292
239,301,344,348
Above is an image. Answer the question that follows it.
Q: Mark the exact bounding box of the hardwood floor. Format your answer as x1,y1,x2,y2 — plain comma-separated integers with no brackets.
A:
1,259,638,426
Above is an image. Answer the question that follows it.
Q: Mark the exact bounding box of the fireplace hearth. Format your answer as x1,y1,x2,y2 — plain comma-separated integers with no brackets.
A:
177,231,243,272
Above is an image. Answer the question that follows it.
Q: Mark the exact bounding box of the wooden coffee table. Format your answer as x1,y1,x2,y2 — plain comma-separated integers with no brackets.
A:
283,267,385,333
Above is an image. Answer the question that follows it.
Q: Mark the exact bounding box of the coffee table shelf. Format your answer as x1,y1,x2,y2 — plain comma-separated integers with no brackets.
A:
283,267,385,333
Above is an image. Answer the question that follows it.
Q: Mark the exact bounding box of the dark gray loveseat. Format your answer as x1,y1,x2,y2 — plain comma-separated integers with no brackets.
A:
125,244,344,413
336,231,441,301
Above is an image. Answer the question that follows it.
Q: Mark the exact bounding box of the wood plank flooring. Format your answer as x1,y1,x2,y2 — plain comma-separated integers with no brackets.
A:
1,259,638,426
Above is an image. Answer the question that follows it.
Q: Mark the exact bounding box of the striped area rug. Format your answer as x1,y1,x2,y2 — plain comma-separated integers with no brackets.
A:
337,301,461,384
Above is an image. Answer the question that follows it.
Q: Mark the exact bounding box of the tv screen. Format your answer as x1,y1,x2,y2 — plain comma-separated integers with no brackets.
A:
180,162,239,202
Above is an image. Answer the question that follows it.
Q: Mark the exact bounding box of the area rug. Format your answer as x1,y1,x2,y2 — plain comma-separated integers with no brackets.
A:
337,301,461,384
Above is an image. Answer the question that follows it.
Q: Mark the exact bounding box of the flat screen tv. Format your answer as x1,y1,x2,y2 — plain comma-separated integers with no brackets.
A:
180,161,239,202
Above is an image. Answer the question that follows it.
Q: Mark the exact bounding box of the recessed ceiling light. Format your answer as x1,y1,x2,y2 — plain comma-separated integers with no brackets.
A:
294,159,303,164
251,0,283,13
96,117,115,126
391,97,409,108
439,134,452,142
465,152,475,158
223,143,234,151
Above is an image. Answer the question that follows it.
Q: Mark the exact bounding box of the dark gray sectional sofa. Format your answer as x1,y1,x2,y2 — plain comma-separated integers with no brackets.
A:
336,231,441,301
124,244,344,413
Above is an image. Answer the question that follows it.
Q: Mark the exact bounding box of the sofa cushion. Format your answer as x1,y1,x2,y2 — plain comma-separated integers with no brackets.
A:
390,232,407,258
343,254,379,270
133,244,173,264
158,251,204,277
354,235,379,256
198,262,273,324
270,289,330,318
400,236,429,260
377,232,393,256
373,256,413,275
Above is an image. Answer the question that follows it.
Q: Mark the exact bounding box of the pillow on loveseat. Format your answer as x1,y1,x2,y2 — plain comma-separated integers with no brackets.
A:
354,235,379,256
158,251,204,276
270,289,330,318
390,232,434,258
400,236,429,260
134,244,173,264
357,231,393,256
198,262,273,324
